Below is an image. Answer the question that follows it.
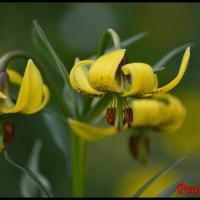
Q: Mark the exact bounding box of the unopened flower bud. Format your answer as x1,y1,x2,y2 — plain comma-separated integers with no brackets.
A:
3,121,15,145
106,107,116,126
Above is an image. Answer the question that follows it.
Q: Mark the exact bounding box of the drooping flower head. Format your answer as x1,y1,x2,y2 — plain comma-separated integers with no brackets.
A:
0,58,50,153
69,47,190,129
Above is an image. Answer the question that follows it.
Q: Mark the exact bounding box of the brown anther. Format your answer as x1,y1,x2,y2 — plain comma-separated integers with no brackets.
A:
123,107,133,127
128,134,150,165
3,121,15,145
106,107,116,126
128,134,139,160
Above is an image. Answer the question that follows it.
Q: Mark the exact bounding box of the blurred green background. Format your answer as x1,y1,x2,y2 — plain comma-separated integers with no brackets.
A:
0,2,200,197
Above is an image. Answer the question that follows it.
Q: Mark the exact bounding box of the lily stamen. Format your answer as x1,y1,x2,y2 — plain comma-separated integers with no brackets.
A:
106,107,116,126
3,121,15,145
123,107,133,127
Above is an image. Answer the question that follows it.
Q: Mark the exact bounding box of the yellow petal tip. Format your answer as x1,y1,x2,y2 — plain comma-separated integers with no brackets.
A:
185,46,190,56
28,58,34,63
186,46,190,51
27,59,36,68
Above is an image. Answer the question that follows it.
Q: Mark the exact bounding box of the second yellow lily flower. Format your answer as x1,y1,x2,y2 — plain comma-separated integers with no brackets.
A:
0,59,50,114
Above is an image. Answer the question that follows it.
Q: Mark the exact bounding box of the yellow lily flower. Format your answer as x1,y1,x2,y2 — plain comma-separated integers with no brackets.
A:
0,59,50,114
70,47,190,97
68,93,185,141
69,47,190,129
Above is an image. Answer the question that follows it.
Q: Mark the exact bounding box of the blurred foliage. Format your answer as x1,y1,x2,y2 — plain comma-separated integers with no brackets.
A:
115,161,180,197
0,3,200,197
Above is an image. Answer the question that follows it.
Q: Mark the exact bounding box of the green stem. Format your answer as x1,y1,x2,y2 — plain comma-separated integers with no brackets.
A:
69,58,87,197
71,133,86,197
114,95,124,130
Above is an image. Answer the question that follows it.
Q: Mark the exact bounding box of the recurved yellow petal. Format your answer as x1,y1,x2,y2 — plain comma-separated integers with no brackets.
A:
148,47,190,95
68,118,116,141
131,93,186,133
70,60,105,96
131,98,167,127
6,69,22,85
89,49,126,93
24,84,50,114
121,63,158,97
156,94,186,132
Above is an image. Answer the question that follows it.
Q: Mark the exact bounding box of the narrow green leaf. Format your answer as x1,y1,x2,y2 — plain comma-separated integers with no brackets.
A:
133,156,186,197
42,112,69,155
121,32,148,49
33,20,69,82
32,57,71,117
89,32,148,60
32,20,76,117
42,112,71,196
20,140,51,197
153,43,194,72
85,93,112,122
4,150,52,198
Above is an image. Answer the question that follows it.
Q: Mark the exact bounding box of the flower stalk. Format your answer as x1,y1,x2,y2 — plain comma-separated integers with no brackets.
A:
70,28,122,197
114,95,124,131
71,134,86,197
